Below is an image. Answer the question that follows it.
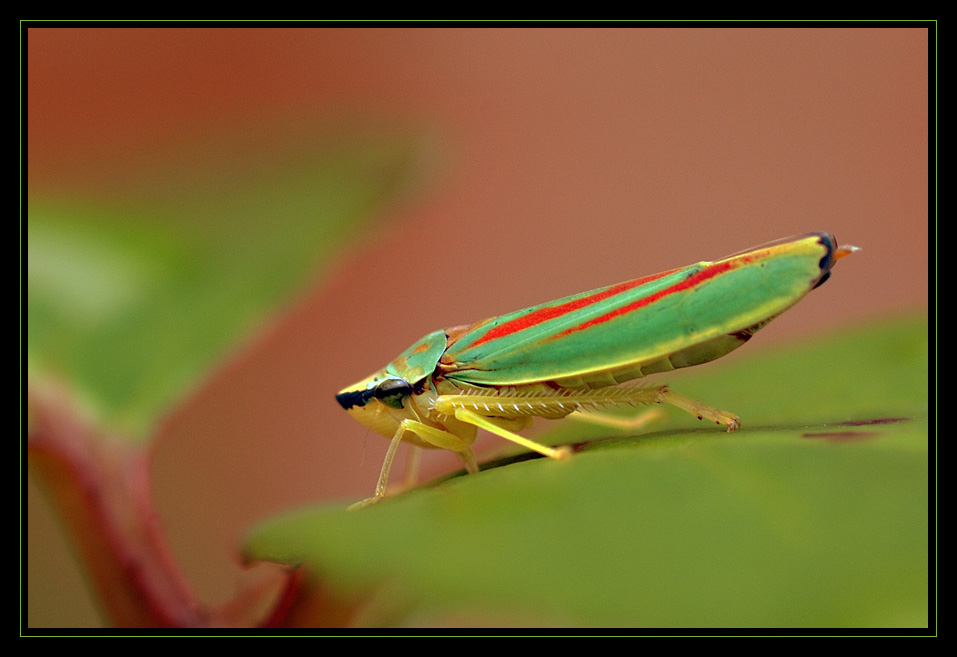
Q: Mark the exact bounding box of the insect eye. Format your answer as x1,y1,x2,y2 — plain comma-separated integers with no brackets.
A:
373,378,413,409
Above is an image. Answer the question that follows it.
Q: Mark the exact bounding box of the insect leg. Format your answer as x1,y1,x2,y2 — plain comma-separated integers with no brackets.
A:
403,444,422,489
657,388,741,431
349,418,478,510
567,407,667,431
453,408,573,461
349,421,406,510
555,385,739,432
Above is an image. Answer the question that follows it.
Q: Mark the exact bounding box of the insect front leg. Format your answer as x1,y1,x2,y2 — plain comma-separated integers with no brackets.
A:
348,418,478,510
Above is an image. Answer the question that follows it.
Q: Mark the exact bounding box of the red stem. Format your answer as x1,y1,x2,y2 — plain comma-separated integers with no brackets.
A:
28,385,297,627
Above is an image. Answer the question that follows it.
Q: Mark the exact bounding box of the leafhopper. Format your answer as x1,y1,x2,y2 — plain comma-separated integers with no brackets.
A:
337,232,858,508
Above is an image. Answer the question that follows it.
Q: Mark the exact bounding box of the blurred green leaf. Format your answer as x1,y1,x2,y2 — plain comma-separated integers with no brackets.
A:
245,315,929,627
28,130,430,440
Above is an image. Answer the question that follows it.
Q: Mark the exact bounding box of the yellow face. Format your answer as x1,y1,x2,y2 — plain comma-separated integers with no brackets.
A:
336,369,467,451
336,370,408,439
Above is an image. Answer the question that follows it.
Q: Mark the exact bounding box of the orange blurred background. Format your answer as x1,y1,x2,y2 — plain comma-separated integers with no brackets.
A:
27,27,929,627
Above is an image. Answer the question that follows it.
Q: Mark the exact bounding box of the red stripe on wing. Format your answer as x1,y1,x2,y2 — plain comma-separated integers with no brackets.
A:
552,254,757,338
467,268,680,349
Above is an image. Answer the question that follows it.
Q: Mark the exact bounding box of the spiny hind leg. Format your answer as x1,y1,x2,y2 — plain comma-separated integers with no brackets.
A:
348,419,477,510
590,385,740,431
560,385,739,432
566,385,741,431
656,387,740,431
438,384,739,437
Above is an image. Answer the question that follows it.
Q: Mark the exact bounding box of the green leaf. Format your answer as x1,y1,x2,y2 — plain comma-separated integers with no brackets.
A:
244,315,929,627
28,130,429,440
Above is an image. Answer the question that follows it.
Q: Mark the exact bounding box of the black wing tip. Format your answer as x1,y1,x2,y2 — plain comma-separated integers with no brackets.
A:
807,232,839,288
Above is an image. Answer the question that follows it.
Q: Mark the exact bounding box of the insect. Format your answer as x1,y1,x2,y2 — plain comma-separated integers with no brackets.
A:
337,232,858,508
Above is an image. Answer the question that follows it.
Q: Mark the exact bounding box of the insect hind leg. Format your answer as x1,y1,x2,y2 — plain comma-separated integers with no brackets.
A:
557,384,740,432
656,387,741,431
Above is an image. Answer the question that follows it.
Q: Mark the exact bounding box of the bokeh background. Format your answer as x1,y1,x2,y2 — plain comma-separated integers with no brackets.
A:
27,27,929,627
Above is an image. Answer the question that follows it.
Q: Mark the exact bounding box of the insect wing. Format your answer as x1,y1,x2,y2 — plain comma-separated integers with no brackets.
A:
439,232,842,388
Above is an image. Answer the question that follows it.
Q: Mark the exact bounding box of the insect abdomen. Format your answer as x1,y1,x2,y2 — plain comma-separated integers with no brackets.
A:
549,330,754,389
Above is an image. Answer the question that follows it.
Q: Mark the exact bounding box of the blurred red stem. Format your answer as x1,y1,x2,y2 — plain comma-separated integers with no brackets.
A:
28,386,297,627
